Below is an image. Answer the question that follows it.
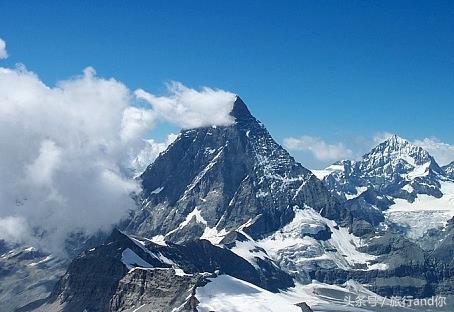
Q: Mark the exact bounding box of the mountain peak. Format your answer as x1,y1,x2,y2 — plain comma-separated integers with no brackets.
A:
230,96,254,122
133,95,346,243
384,134,408,145
366,134,432,167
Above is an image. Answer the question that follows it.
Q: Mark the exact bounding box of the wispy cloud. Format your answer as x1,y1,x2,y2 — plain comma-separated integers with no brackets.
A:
372,131,394,144
131,133,178,174
0,38,8,59
0,66,141,251
283,136,354,161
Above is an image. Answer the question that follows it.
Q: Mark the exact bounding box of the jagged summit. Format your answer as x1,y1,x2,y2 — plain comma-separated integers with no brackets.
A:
321,134,448,207
364,134,434,168
383,134,408,145
230,96,255,122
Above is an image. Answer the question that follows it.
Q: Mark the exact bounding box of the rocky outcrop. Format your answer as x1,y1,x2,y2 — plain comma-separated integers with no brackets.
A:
109,268,207,312
33,228,294,311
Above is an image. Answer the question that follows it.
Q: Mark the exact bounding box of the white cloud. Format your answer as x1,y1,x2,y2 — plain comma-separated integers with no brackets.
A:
412,137,454,166
131,133,178,174
283,136,354,161
373,131,394,144
0,216,30,243
121,106,156,142
0,66,147,251
135,81,237,129
0,38,7,59
0,64,236,252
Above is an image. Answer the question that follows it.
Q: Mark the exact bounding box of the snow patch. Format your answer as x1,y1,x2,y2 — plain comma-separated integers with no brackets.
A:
200,226,228,245
196,275,376,312
385,181,454,239
28,255,53,267
230,240,268,268
259,207,379,271
150,187,164,194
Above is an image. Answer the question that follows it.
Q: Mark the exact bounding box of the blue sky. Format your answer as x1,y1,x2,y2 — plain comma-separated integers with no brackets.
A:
1,1,453,168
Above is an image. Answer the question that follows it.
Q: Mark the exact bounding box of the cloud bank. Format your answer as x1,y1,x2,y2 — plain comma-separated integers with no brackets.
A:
0,65,236,252
283,136,354,161
0,38,7,59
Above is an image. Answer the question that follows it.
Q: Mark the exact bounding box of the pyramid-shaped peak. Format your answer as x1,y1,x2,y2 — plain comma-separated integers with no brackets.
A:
230,96,255,122
372,134,422,153
364,133,435,168
372,134,417,153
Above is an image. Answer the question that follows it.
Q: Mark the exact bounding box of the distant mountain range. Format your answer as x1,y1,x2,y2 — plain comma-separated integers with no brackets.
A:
314,134,454,242
2,98,453,312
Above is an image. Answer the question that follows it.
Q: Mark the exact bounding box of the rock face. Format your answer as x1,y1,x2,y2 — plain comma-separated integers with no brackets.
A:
0,244,66,312
124,97,349,243
109,268,206,312
34,229,293,312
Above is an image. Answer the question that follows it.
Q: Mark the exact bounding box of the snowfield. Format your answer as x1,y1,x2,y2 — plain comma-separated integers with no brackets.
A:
196,275,380,312
385,181,454,239
258,206,382,272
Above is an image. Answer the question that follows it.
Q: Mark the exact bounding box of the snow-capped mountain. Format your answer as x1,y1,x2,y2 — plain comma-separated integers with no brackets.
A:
0,243,66,312
317,135,447,203
123,97,348,243
16,100,454,312
314,135,454,242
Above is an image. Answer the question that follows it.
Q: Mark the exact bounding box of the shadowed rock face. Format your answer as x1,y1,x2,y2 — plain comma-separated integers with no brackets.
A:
124,97,349,243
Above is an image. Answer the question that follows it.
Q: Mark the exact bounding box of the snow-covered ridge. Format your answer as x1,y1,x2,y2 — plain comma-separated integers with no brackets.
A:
258,206,384,272
196,274,382,312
